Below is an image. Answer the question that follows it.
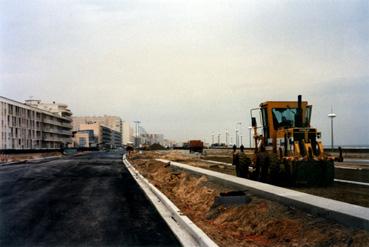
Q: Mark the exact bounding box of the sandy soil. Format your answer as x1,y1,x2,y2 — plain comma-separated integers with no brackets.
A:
129,152,369,247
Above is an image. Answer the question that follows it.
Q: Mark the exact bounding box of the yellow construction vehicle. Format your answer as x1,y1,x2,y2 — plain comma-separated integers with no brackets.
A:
250,95,334,186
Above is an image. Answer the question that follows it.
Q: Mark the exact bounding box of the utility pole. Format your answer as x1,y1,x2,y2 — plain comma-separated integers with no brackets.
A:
217,132,221,145
328,108,336,151
211,133,214,145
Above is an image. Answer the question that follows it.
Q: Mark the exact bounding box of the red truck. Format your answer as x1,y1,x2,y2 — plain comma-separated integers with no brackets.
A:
188,140,204,154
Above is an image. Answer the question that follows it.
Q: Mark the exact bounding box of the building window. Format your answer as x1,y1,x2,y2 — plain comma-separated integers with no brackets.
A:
79,137,86,147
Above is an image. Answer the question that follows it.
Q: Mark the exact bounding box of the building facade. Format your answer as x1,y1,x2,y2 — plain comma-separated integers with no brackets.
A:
72,115,123,145
111,129,122,148
72,130,96,148
141,133,165,146
0,96,73,150
25,100,72,119
76,123,121,149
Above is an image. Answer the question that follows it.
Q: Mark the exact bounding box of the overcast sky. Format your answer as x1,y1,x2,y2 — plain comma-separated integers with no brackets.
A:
1,0,368,145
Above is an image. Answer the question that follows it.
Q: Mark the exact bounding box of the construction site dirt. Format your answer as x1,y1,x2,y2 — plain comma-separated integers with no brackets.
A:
128,151,369,247
146,150,369,207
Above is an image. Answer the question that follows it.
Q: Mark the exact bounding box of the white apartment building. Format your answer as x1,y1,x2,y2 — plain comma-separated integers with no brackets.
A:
25,99,72,119
0,96,73,150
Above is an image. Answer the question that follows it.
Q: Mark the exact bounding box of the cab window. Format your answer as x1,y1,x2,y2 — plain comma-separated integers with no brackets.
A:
272,108,297,129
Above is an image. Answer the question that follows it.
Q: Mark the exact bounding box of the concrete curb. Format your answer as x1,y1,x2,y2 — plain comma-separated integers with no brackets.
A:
25,155,63,163
334,179,369,187
0,160,27,166
123,155,218,247
0,151,92,167
343,159,369,164
0,155,62,166
203,159,232,166
157,158,369,230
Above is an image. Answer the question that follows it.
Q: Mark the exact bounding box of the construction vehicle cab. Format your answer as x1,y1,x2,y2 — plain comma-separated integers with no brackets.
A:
250,95,334,186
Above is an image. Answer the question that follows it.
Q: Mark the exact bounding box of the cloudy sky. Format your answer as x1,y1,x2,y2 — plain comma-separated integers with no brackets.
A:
1,0,368,145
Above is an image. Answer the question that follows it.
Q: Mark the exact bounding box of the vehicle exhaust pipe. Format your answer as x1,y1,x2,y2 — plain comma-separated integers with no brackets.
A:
296,95,302,127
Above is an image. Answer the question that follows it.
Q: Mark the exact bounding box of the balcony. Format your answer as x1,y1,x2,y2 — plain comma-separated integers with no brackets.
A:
42,127,72,136
42,118,72,128
42,137,72,142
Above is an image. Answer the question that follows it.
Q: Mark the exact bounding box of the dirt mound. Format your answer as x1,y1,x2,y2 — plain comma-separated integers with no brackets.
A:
129,155,369,247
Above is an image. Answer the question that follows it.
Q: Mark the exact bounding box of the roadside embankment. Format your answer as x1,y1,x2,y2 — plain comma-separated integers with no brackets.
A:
128,151,369,247
133,150,369,207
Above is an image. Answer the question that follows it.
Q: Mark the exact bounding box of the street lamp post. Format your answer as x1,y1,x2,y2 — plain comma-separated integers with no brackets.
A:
328,111,336,151
236,122,242,147
225,129,229,146
235,129,239,147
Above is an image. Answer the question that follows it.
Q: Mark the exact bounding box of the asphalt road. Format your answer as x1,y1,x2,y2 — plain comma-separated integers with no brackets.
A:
0,151,180,247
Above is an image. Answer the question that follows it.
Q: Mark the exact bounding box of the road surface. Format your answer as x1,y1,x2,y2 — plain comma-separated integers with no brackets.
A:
0,151,180,246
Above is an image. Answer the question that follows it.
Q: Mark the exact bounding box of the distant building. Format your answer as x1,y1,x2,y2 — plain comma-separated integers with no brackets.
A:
111,129,122,148
138,126,147,135
163,139,176,148
72,115,123,145
141,134,164,146
134,125,148,147
122,121,134,145
75,122,121,148
0,96,73,150
72,130,96,148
